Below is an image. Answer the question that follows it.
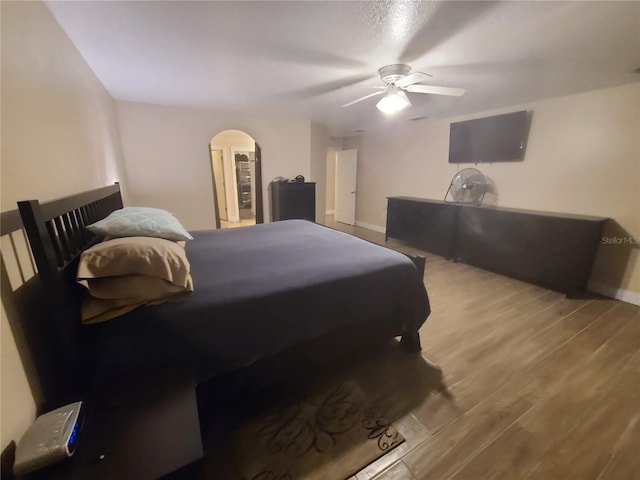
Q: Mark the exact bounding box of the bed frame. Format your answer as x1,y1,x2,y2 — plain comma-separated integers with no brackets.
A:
14,183,425,407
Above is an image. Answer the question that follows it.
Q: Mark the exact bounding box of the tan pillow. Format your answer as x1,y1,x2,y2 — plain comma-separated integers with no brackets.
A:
80,275,194,324
81,301,142,324
77,236,191,288
78,274,190,300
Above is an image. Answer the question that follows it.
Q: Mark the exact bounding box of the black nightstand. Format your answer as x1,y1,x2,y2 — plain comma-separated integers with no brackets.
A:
27,374,202,480
270,182,316,222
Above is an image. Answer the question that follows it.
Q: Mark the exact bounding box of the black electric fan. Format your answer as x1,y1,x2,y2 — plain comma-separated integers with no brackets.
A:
445,168,487,206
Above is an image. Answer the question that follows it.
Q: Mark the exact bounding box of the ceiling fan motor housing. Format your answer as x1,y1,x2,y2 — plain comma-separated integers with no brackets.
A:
342,63,463,109
378,64,412,85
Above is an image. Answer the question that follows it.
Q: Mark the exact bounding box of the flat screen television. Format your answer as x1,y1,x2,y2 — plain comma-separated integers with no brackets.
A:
449,110,530,163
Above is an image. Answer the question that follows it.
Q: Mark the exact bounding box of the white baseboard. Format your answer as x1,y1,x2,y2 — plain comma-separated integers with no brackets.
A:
325,210,335,215
355,220,386,234
588,281,640,306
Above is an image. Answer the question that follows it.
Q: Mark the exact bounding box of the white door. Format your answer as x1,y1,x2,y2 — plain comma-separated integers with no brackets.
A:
335,149,357,225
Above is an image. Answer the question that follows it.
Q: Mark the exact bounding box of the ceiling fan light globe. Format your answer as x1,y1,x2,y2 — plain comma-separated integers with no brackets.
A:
376,90,411,114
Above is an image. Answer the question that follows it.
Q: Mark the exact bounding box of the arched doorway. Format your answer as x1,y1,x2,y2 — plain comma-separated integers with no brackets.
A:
209,130,263,229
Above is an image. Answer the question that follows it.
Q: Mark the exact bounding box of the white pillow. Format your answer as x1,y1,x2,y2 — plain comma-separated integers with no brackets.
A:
86,207,193,241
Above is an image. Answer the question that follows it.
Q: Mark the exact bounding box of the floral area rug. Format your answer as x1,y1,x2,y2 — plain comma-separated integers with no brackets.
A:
233,380,404,480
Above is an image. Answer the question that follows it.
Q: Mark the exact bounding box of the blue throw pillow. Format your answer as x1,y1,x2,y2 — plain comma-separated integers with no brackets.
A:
86,207,193,241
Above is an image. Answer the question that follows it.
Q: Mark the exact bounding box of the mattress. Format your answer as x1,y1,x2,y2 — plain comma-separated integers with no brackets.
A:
83,220,430,382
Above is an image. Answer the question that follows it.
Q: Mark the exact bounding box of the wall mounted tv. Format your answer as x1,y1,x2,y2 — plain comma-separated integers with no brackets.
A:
449,110,530,164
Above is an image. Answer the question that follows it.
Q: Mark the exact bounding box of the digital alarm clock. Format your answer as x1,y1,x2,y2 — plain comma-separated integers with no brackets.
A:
13,401,84,475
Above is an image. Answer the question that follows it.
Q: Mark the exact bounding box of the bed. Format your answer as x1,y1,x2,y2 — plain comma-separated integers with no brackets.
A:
16,183,430,403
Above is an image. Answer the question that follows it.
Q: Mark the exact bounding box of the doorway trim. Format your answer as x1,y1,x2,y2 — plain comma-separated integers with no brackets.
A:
209,130,264,228
335,149,358,225
210,146,229,223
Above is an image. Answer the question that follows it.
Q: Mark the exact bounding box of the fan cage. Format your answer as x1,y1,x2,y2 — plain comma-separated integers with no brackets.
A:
444,168,487,206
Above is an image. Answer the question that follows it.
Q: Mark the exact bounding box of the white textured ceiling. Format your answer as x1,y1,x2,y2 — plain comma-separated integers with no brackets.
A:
45,1,640,136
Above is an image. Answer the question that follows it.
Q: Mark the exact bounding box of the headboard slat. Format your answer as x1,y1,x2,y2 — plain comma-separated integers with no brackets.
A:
77,209,90,242
78,206,94,243
61,213,78,255
68,210,83,247
18,201,61,287
44,220,64,269
52,217,72,266
85,203,94,224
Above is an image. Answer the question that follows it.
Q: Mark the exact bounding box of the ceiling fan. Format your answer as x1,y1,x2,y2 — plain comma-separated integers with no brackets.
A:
342,64,466,114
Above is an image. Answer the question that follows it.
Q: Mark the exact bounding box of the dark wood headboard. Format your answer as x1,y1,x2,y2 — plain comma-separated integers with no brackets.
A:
9,183,124,407
18,183,123,288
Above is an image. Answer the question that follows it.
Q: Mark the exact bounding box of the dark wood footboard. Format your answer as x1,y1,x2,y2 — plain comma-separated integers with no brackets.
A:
401,253,425,352
400,330,422,352
405,253,426,279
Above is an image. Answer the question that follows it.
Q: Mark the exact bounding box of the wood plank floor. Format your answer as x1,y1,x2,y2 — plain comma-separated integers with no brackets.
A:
329,220,640,480
182,219,640,480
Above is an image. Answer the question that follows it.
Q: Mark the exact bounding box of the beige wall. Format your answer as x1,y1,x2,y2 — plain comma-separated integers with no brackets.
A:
116,101,312,227
0,3,127,208
310,122,331,224
0,307,33,451
0,0,128,449
344,83,640,303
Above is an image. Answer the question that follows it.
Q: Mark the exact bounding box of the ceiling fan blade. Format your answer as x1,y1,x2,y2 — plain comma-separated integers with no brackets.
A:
406,84,466,96
341,90,385,108
398,2,498,63
395,72,433,88
286,74,375,100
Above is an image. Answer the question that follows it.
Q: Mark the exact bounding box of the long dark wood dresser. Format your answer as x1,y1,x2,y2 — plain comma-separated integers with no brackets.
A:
386,196,607,296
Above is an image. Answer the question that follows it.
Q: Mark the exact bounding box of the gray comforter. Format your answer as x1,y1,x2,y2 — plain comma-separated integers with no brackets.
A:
85,220,430,382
